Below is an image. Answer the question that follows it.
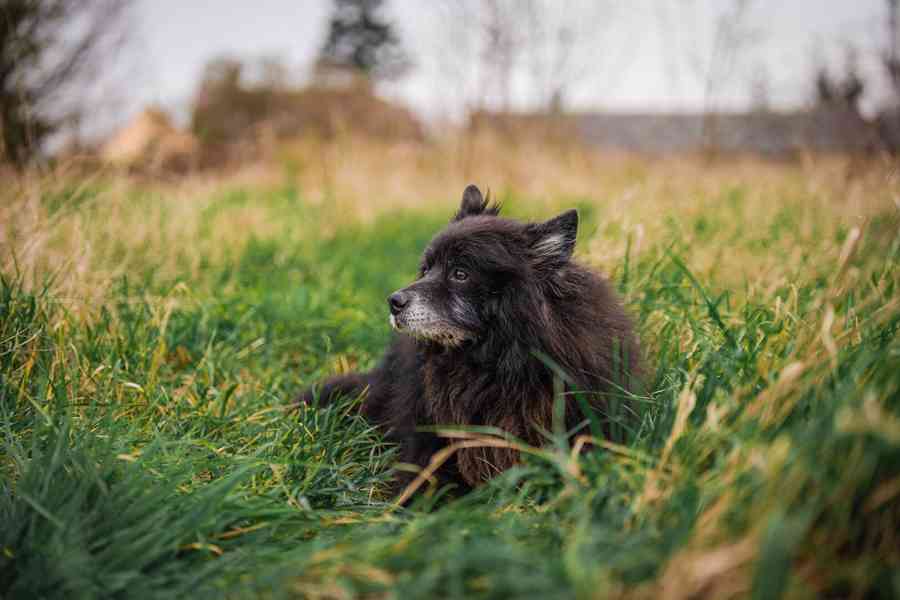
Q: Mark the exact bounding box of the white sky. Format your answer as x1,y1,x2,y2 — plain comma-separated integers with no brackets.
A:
119,0,889,128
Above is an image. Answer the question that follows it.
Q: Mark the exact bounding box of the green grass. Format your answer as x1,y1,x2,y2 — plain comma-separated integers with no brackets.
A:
2,175,899,599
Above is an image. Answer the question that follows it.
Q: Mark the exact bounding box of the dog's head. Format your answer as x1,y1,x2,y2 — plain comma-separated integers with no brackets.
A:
388,184,578,347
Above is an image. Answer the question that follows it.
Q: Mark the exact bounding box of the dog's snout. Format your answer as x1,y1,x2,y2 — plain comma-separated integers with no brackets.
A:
388,291,411,315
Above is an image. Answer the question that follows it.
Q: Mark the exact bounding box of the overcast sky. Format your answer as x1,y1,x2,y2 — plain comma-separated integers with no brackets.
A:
120,1,889,128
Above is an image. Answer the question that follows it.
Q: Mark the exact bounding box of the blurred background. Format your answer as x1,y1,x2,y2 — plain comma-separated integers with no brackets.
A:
2,0,899,173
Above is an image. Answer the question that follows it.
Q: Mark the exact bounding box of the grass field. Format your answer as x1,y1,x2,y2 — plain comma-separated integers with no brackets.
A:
1,145,899,599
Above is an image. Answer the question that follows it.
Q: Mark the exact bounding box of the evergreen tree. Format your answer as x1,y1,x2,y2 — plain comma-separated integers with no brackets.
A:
318,0,410,81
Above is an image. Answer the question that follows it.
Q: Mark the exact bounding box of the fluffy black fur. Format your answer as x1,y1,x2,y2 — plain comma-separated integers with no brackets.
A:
299,185,641,488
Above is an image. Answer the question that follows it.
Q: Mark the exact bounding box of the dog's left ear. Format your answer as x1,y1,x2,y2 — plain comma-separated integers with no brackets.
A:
454,184,500,221
528,209,578,265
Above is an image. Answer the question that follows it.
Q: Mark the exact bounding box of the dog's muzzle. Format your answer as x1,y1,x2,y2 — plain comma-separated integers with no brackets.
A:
386,291,472,346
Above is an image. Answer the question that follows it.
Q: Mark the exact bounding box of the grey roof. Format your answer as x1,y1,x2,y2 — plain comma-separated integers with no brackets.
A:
573,109,876,155
472,108,879,155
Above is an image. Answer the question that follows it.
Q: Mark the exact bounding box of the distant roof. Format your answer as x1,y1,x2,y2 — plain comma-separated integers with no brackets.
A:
472,108,879,155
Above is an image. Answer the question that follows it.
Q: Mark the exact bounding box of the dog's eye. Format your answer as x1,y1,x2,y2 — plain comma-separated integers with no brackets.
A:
451,268,468,282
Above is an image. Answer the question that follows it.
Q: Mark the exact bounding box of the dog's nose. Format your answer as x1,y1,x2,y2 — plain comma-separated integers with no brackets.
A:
388,291,410,315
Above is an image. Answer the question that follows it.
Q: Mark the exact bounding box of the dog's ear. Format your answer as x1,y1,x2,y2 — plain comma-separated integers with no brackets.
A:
454,185,500,221
528,209,578,266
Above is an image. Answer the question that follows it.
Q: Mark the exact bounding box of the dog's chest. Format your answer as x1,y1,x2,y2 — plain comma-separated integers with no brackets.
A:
421,359,494,425
419,357,551,429
419,356,553,485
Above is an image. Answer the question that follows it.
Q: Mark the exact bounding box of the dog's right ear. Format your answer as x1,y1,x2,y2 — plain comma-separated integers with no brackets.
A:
454,185,500,221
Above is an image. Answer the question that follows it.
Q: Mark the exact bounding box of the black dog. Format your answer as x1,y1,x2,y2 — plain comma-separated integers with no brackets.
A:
300,185,641,488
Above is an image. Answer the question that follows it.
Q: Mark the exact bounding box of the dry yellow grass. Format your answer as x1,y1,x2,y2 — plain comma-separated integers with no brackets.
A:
3,135,895,316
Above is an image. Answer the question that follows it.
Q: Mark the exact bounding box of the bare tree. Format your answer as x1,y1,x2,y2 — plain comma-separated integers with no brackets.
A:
875,0,900,151
691,0,761,154
748,63,771,113
431,0,618,115
885,0,900,97
814,46,865,114
481,0,518,111
0,0,130,167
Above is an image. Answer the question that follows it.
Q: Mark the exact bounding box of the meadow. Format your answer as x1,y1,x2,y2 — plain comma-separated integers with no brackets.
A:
1,139,898,599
